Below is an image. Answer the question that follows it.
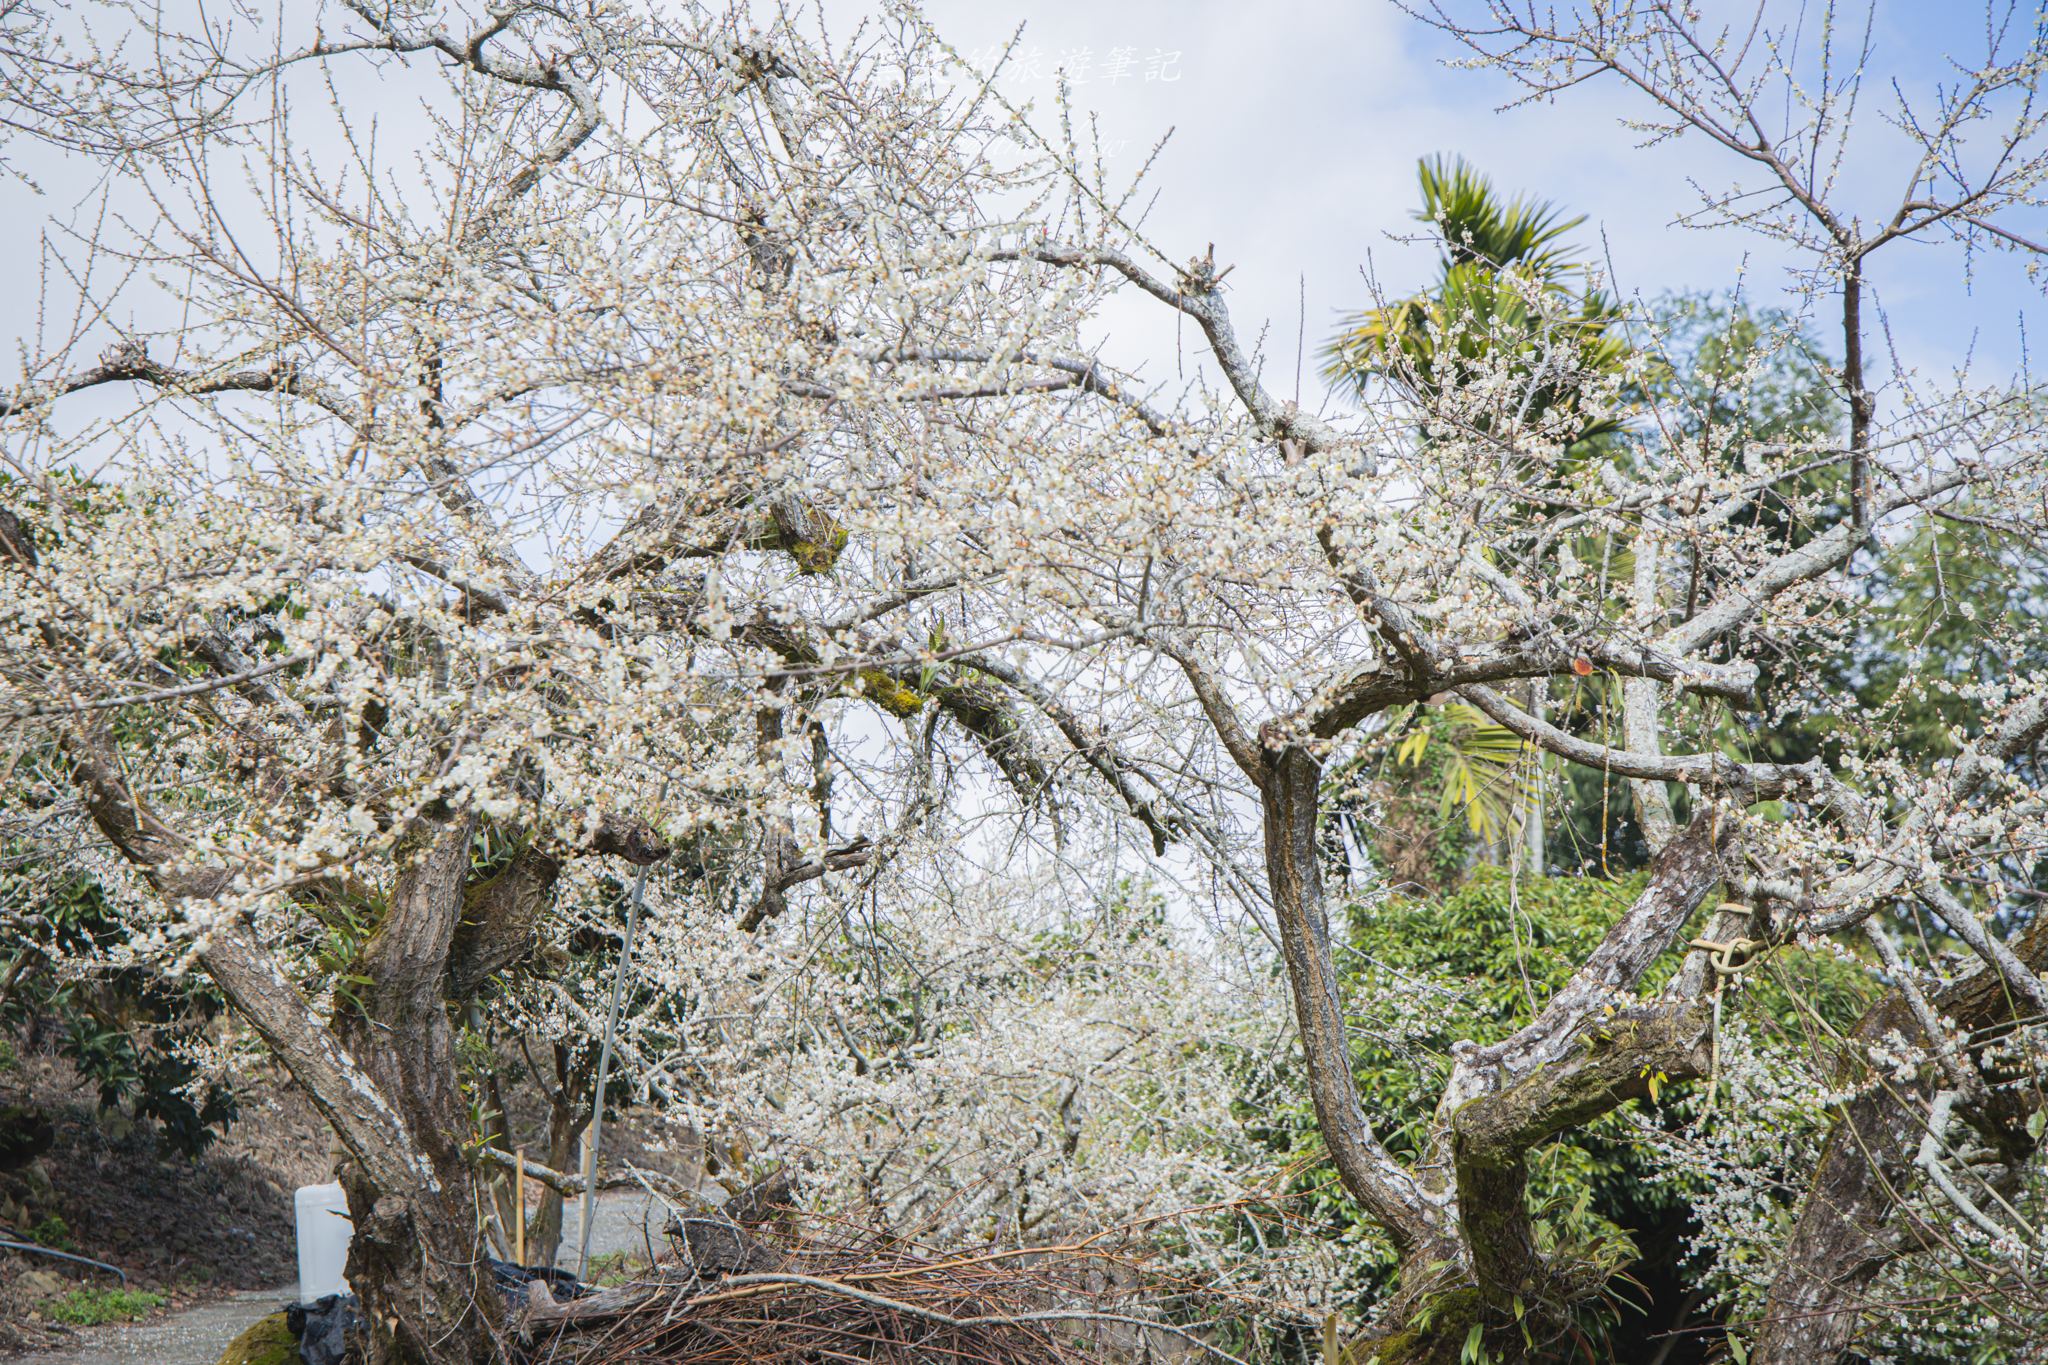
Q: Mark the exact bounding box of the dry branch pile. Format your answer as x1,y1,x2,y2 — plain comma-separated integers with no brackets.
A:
521,1208,1222,1365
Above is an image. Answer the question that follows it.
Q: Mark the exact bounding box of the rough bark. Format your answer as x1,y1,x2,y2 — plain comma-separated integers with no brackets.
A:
451,845,564,998
1753,909,2048,1362
62,740,507,1362
1468,813,1731,1084
330,816,507,1365
1258,735,1439,1254
1453,1002,1713,1311
1355,814,1730,1363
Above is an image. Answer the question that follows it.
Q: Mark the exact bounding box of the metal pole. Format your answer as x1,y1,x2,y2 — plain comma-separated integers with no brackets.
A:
1525,679,1546,875
0,1236,127,1285
576,855,651,1279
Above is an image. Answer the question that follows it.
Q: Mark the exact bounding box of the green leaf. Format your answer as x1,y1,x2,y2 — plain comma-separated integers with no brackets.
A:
1395,727,1431,765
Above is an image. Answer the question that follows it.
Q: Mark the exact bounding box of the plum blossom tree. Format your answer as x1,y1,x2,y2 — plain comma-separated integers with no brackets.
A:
0,3,1191,1358
5,1,2048,1363
915,2,2048,1357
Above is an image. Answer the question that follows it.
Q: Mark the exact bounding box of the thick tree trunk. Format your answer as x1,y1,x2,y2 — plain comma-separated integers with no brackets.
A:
1259,737,1491,1358
338,1168,502,1365
60,734,503,1360
1290,810,1732,1364
333,816,505,1365
76,811,508,1360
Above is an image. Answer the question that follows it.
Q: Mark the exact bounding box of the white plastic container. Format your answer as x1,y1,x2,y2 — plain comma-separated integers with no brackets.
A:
294,1182,354,1304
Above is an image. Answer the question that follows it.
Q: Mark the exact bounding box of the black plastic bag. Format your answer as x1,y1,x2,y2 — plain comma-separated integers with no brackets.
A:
286,1293,361,1365
486,1256,589,1302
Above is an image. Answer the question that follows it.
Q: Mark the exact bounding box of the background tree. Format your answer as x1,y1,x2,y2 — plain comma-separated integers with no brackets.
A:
1326,157,1634,878
1326,154,1630,452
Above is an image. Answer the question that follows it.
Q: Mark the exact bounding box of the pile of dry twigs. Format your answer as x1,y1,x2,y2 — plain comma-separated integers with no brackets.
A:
519,1204,1224,1364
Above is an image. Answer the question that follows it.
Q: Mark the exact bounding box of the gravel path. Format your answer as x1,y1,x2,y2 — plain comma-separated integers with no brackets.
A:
2,1289,293,1365
1,1192,665,1365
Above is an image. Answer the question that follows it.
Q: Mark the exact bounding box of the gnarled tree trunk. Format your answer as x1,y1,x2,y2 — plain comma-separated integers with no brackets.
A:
1256,740,1734,1362
330,816,505,1365
61,733,663,1362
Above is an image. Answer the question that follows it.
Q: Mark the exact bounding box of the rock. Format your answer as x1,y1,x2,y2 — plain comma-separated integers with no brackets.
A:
21,1159,54,1200
215,1310,297,1365
18,1268,67,1299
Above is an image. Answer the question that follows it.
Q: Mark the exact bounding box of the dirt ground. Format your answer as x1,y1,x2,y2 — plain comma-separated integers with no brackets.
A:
0,1192,670,1365
0,1041,700,1360
0,1051,330,1357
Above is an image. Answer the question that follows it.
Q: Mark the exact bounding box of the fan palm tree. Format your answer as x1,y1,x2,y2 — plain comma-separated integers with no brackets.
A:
1326,156,1629,448
1392,701,1537,845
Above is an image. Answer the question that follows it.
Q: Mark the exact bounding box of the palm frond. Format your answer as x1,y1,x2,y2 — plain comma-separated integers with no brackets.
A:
1394,702,1537,842
1417,154,1586,277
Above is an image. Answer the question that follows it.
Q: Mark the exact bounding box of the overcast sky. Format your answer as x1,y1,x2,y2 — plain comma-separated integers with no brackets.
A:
4,1,2039,418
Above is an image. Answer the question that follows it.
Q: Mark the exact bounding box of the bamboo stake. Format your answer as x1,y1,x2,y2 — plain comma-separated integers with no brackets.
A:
514,1146,527,1267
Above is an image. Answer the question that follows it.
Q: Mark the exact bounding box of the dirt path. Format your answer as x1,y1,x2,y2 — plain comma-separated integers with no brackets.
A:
0,1193,665,1365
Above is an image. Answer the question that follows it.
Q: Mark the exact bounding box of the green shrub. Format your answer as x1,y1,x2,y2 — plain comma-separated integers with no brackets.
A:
38,1287,166,1325
0,869,237,1156
25,1213,72,1251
